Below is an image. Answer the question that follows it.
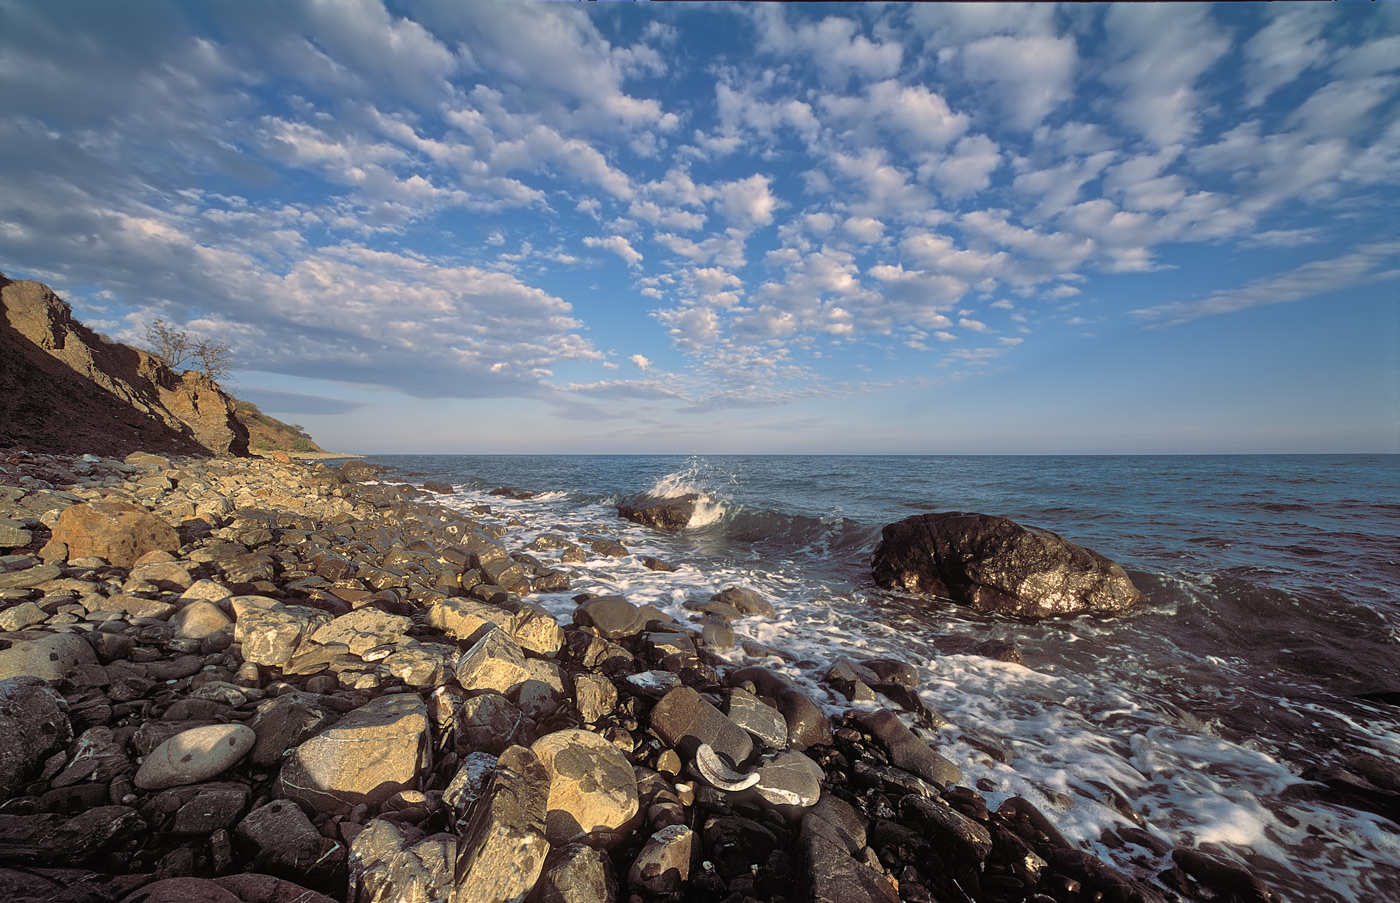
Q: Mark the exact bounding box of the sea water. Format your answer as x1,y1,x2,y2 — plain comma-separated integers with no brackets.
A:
363,453,1400,902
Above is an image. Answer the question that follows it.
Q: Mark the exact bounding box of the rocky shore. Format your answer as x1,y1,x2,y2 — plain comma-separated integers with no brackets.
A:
0,450,1271,903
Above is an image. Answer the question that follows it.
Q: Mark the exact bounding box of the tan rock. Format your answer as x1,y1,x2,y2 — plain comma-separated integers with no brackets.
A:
50,500,179,568
277,693,430,813
0,632,98,682
532,728,639,846
134,723,256,790
170,600,234,639
454,627,530,695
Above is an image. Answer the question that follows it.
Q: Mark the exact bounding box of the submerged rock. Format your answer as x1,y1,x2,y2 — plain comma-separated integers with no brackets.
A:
617,493,697,532
871,511,1144,618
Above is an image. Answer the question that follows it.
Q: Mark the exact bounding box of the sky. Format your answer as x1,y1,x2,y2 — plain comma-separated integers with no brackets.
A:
1,1,1397,454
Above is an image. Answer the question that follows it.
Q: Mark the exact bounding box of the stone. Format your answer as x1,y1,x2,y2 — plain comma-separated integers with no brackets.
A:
422,480,455,494
512,602,564,657
0,805,145,865
730,667,833,750
118,877,242,903
531,728,639,846
900,793,993,862
871,511,1144,617
0,519,32,549
0,677,72,799
170,600,234,639
726,688,787,751
861,657,920,687
628,824,697,895
103,593,176,620
0,632,98,682
0,601,47,631
427,597,512,645
572,672,617,724
452,745,551,903
277,693,430,813
443,751,499,823
536,842,618,903
49,500,179,568
213,874,339,903
712,586,776,618
456,693,533,756
50,725,129,788
574,596,646,640
799,799,898,903
754,750,824,808
248,692,341,769
855,709,962,788
235,799,325,874
235,605,328,668
134,723,256,790
700,620,734,649
306,606,411,656
649,686,753,764
351,817,457,903
454,627,531,695
617,493,698,532
824,658,878,703
172,784,250,836
0,563,60,589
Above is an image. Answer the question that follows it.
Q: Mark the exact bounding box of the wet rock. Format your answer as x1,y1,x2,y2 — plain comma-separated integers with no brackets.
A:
617,494,697,532
453,744,551,903
640,556,676,573
214,872,340,903
872,511,1144,617
825,658,879,703
0,632,99,682
49,500,180,568
277,693,430,813
856,709,961,788
573,596,647,640
754,750,824,808
422,480,454,494
532,728,639,846
1171,848,1278,903
134,723,256,790
711,586,776,618
730,666,832,750
725,687,787,751
537,842,618,903
799,797,898,903
0,677,72,798
350,817,456,903
118,877,243,903
900,793,993,862
861,657,920,687
649,686,753,764
172,783,250,836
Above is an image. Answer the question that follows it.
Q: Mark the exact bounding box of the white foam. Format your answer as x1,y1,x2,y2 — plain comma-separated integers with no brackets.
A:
435,484,1400,903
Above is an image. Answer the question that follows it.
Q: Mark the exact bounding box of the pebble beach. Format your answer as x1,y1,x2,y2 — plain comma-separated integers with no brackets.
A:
0,450,1276,903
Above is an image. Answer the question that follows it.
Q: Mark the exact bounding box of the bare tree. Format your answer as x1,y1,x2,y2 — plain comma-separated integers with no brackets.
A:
143,319,234,382
192,337,234,382
143,318,192,369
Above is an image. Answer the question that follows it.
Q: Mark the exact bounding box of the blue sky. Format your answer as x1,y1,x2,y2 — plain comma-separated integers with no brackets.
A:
1,1,1397,453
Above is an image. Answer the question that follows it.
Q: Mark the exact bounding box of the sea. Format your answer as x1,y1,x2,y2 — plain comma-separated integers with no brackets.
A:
360,453,1400,902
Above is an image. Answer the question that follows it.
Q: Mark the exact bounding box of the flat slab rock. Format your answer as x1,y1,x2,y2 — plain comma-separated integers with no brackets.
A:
871,511,1144,618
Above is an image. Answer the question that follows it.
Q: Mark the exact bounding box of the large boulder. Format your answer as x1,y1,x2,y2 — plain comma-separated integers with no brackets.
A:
0,677,72,799
531,729,639,846
49,500,179,568
276,694,430,813
617,494,698,532
871,512,1144,618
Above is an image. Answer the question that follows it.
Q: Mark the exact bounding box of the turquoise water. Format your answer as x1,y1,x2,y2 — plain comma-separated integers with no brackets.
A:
362,454,1400,902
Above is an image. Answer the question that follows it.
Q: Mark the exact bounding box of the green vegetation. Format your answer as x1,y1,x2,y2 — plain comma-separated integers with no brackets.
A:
232,398,323,455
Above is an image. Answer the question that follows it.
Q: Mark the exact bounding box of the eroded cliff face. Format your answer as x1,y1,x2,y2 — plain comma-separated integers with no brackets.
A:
0,274,249,457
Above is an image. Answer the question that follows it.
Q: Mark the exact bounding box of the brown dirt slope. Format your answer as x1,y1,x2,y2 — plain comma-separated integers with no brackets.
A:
0,272,249,457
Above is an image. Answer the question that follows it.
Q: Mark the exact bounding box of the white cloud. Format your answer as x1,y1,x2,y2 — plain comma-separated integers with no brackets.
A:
755,8,902,82
959,34,1077,130
1241,228,1321,249
1103,5,1231,147
927,134,1001,199
1288,77,1399,140
1135,240,1400,326
821,81,968,152
843,216,885,243
1242,5,1330,107
716,174,778,231
630,354,652,371
583,235,643,267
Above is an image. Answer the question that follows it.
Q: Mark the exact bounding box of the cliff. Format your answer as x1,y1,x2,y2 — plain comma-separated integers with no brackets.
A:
0,272,250,457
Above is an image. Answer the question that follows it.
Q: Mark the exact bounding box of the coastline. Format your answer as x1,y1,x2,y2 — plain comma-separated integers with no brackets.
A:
0,449,1263,902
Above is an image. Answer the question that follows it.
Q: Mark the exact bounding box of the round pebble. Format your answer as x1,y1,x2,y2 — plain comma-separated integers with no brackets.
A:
134,723,256,790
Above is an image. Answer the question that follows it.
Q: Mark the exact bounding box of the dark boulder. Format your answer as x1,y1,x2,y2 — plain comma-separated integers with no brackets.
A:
617,493,698,532
871,512,1144,618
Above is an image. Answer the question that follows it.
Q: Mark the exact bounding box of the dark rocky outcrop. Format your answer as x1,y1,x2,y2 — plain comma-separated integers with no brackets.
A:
617,493,698,531
871,511,1144,617
0,275,249,457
